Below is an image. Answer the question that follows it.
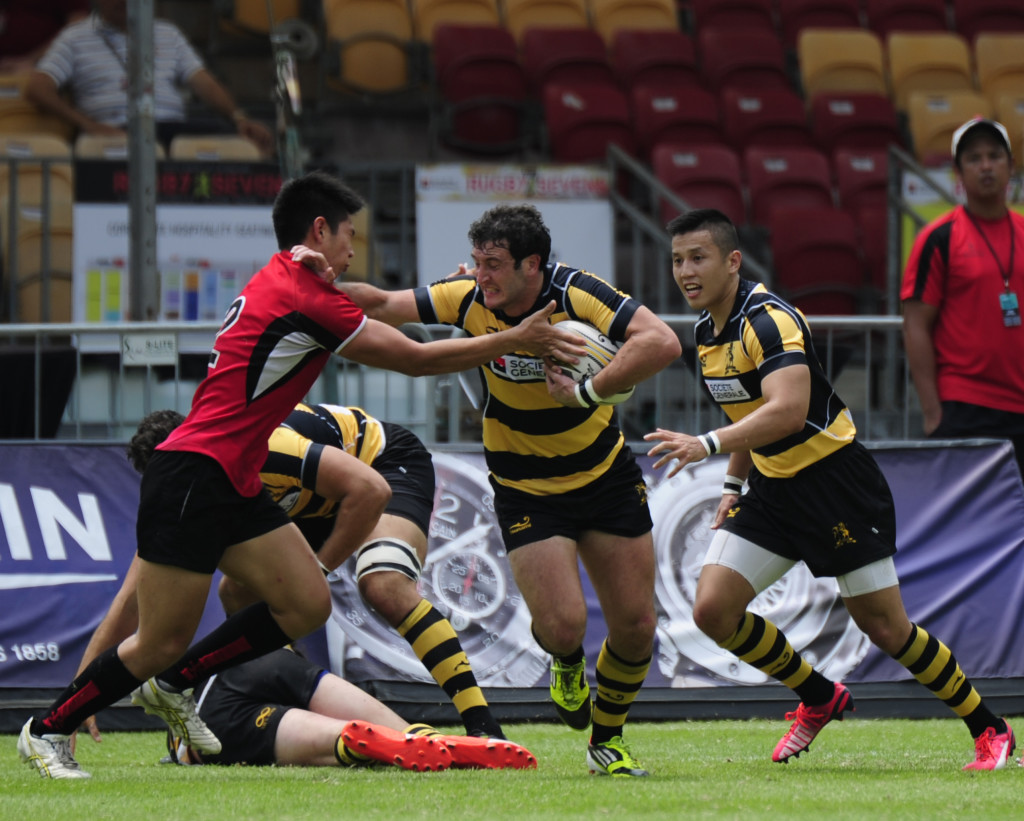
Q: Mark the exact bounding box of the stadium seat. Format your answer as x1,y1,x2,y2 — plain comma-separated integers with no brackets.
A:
865,0,949,38
833,147,889,213
699,28,790,94
651,142,746,226
0,133,73,210
431,24,530,153
952,0,1024,42
503,0,590,43
744,145,834,225
0,73,75,141
905,89,993,165
688,0,775,36
589,0,679,44
797,28,888,101
410,0,501,42
324,0,416,94
542,82,637,163
218,0,303,35
852,203,890,308
631,85,723,160
610,29,700,92
993,93,1024,162
974,34,1024,105
167,135,263,161
74,134,167,160
810,92,903,153
10,206,72,323
768,206,864,316
777,0,862,51
520,27,614,94
886,31,974,111
721,86,813,152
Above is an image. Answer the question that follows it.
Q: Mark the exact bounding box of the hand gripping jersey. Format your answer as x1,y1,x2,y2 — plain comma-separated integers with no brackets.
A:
158,252,367,496
414,263,640,495
697,279,855,478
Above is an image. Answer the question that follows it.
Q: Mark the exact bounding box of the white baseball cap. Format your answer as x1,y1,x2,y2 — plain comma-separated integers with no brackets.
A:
951,117,1012,162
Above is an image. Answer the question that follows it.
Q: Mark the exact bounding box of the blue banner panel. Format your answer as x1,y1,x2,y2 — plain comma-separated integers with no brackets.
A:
2,441,1022,690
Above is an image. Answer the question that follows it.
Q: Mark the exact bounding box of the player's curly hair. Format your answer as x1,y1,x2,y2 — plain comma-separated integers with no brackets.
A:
126,409,185,474
468,204,551,269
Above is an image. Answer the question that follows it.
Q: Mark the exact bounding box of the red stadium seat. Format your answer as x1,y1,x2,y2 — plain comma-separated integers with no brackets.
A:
610,29,700,91
631,85,723,159
520,27,615,94
865,0,949,38
698,28,790,94
768,206,864,315
852,203,890,308
652,142,746,226
777,0,862,50
833,147,889,213
542,82,637,163
744,145,834,225
431,24,530,153
952,0,1024,42
810,92,904,154
721,86,813,152
689,0,774,36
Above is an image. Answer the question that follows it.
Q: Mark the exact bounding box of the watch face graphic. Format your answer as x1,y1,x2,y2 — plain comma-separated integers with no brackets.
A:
327,452,548,687
648,458,870,687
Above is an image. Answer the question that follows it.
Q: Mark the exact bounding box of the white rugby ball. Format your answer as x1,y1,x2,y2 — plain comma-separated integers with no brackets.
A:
553,319,635,404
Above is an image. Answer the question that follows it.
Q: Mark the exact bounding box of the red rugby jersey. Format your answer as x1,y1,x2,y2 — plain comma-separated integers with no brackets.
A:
158,251,366,495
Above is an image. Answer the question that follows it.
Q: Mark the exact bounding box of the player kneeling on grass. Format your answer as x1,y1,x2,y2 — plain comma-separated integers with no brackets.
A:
167,647,536,772
645,208,1014,771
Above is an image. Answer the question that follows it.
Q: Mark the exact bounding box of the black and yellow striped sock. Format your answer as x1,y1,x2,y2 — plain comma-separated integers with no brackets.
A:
893,623,1004,738
591,639,650,745
398,599,502,737
334,735,373,767
718,612,835,705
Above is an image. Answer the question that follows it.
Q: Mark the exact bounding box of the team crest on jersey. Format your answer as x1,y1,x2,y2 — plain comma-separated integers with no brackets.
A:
490,355,545,381
704,378,751,402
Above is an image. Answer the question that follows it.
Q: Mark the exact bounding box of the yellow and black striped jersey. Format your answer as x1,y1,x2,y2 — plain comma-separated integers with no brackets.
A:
260,402,386,519
414,263,640,495
696,279,855,478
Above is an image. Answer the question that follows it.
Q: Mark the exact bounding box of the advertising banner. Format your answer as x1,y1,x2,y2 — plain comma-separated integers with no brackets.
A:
1,442,1022,691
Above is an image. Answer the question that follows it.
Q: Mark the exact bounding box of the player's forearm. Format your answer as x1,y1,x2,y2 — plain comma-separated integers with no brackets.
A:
337,282,406,325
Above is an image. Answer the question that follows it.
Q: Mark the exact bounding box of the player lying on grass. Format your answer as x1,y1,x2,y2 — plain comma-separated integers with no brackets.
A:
165,647,535,771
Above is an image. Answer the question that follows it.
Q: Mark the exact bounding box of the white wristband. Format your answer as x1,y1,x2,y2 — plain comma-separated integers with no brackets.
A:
698,431,721,456
574,377,602,408
723,474,745,495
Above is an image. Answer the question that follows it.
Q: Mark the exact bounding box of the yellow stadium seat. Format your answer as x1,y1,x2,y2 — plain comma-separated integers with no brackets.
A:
324,0,416,93
975,34,1024,104
0,133,73,217
0,73,75,141
906,90,992,164
797,29,888,102
887,32,975,111
409,0,502,42
993,93,1024,163
74,134,167,160
168,134,263,161
503,0,590,43
13,213,73,323
589,0,678,44
220,0,304,34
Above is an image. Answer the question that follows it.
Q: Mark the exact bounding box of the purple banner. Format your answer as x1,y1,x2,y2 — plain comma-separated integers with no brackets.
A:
1,441,1022,689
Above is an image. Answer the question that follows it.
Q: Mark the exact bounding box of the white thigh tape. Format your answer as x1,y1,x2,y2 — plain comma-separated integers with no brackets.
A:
354,537,422,582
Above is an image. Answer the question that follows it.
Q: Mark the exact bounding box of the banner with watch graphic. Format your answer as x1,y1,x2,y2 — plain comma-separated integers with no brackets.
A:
0,441,1022,690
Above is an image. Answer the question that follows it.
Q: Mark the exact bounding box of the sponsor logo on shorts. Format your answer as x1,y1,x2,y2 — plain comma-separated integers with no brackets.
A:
832,522,857,548
255,706,277,729
509,516,532,534
635,482,647,505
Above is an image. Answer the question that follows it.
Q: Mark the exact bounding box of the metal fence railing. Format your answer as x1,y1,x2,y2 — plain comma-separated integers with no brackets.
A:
0,314,920,447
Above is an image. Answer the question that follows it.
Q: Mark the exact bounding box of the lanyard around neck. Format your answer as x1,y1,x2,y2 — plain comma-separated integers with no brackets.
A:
965,209,1016,291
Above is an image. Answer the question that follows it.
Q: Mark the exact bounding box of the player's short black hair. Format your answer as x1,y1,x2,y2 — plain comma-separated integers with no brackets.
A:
666,208,739,258
468,204,552,270
272,170,365,249
126,409,185,474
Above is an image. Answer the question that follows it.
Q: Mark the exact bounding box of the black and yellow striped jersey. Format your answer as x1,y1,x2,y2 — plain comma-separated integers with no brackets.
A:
697,279,855,478
414,263,640,495
260,402,386,519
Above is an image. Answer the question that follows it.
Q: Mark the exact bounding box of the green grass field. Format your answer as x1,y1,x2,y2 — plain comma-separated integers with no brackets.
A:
2,718,1021,820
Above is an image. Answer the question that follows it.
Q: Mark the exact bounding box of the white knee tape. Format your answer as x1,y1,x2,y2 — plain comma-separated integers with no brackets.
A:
355,538,422,583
